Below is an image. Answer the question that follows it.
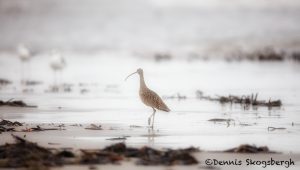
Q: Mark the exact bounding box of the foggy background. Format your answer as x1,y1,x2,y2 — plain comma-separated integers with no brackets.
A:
0,0,300,57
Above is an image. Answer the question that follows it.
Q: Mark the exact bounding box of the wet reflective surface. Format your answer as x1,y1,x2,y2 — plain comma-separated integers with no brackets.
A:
1,55,300,152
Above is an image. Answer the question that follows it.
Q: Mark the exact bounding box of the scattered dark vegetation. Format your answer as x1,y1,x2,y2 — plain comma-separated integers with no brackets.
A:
208,118,235,127
245,48,284,61
227,47,300,62
0,119,23,126
0,78,12,86
22,80,43,86
0,135,64,169
0,99,37,108
154,52,172,62
106,136,128,141
0,136,199,169
84,124,102,130
196,91,282,107
163,93,187,100
224,144,273,153
0,119,23,133
45,84,73,93
0,119,66,133
22,125,64,132
97,143,199,165
291,52,300,61
267,127,286,131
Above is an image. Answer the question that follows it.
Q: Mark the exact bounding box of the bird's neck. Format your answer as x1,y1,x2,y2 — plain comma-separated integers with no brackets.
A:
139,73,147,90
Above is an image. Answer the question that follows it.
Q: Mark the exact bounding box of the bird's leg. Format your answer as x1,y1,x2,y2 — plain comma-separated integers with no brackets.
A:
148,114,152,126
148,116,151,126
151,110,156,128
149,108,156,128
148,108,156,127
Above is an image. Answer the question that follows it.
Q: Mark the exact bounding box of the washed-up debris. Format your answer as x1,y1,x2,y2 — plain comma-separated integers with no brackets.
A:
0,137,199,169
291,52,300,61
45,84,73,93
0,99,37,107
0,119,23,126
80,150,123,164
100,143,199,165
224,144,272,153
195,91,218,101
239,122,255,127
256,50,284,61
0,126,15,133
0,135,64,169
80,143,199,165
56,150,75,158
22,125,63,132
208,118,235,127
196,91,282,107
136,147,199,165
22,88,34,93
106,136,129,141
85,124,102,130
0,78,12,86
242,47,284,61
130,125,143,128
267,127,286,131
154,52,172,62
57,124,65,129
70,123,83,127
0,119,22,133
80,88,89,94
163,93,187,100
208,118,234,122
22,80,43,86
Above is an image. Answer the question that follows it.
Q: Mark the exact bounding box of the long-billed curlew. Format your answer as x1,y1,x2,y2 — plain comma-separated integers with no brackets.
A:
125,68,170,128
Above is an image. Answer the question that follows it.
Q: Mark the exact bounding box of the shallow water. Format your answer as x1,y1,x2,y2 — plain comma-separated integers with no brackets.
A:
0,55,300,152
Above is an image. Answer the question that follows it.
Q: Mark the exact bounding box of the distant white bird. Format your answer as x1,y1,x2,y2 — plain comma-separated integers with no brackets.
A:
50,51,66,71
17,44,31,62
17,44,32,84
50,51,66,87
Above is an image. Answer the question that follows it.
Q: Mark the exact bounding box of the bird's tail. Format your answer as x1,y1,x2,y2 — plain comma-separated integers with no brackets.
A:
161,107,170,112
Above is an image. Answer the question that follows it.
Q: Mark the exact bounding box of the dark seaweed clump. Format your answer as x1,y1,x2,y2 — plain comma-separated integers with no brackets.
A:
0,78,12,86
0,99,37,107
0,135,64,169
196,91,282,107
224,144,272,153
291,52,300,61
154,52,172,62
82,143,199,166
0,119,23,126
0,119,23,133
0,136,199,169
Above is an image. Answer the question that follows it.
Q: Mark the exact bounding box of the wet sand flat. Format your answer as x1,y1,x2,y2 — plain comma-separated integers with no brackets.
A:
1,55,300,170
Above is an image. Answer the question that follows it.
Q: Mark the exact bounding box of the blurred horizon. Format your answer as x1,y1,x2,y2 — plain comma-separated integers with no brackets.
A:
0,0,300,57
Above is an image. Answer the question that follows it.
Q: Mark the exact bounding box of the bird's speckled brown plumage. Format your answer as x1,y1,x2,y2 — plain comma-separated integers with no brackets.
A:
139,88,170,112
125,68,170,128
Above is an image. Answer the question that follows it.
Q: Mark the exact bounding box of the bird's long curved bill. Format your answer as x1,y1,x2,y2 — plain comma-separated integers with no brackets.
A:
125,71,137,81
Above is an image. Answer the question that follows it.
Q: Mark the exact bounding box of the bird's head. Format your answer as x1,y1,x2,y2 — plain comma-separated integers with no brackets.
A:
125,68,143,81
136,68,143,75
